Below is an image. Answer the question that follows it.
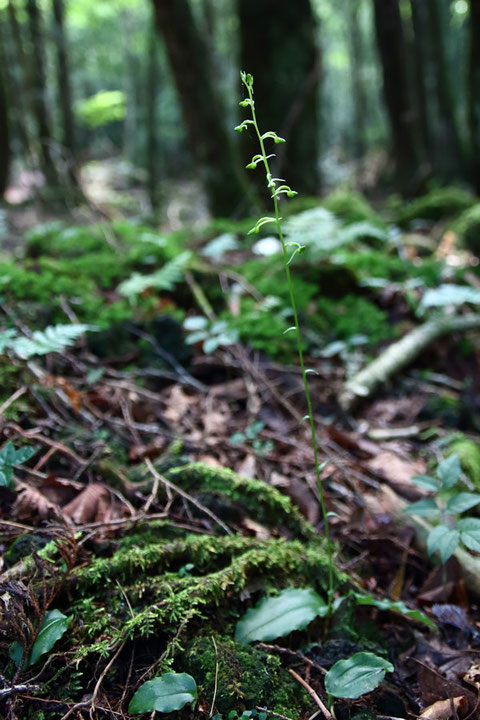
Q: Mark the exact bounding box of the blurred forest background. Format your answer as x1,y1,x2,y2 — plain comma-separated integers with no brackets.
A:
1,0,479,221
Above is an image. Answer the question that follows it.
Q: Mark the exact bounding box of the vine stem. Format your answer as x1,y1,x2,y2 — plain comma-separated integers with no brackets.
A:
243,77,334,606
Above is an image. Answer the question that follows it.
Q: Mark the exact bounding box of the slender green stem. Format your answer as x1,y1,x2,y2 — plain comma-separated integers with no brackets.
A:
242,76,334,605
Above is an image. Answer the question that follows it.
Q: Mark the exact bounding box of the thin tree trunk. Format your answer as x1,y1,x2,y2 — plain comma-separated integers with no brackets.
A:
409,0,435,173
152,0,247,216
52,0,78,188
26,0,60,189
6,0,34,162
372,0,423,193
468,0,480,192
347,0,367,161
239,0,321,196
146,17,159,215
426,0,466,179
0,33,10,197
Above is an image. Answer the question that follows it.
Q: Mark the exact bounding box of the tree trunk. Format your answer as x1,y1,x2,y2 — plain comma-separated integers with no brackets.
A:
151,0,247,217
426,0,466,180
409,0,435,173
26,0,60,189
347,0,367,162
6,0,34,162
468,0,480,192
51,0,78,188
372,0,423,193
0,33,10,197
146,17,159,215
239,0,321,196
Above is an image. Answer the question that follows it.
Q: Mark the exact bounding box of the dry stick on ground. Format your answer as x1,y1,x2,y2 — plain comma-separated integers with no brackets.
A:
0,386,27,417
339,313,480,412
287,669,333,720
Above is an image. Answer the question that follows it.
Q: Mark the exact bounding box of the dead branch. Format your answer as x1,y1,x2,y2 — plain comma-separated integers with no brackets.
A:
339,313,480,412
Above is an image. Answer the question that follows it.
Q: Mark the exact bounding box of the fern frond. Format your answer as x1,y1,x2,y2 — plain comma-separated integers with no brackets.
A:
11,324,93,359
118,251,191,298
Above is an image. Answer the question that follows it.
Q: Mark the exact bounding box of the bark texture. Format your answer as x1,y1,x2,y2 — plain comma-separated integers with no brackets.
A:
0,46,10,197
152,0,246,216
26,0,60,188
52,0,78,187
372,0,423,193
469,0,480,192
239,0,321,196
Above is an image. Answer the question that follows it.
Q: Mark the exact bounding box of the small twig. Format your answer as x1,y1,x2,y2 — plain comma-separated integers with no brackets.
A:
4,422,85,465
209,636,219,717
145,458,232,535
287,669,333,720
143,469,160,513
90,639,126,717
257,644,326,675
0,684,40,697
256,707,295,720
0,386,27,417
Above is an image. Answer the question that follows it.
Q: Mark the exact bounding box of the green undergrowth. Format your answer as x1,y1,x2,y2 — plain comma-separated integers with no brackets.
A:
0,186,472,370
451,203,480,254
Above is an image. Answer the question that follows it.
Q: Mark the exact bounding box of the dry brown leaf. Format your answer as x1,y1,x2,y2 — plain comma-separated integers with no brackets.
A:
163,386,193,424
15,486,63,521
63,483,111,524
419,696,467,719
241,517,271,541
43,375,83,413
129,436,168,462
365,450,426,497
236,454,256,478
463,664,480,690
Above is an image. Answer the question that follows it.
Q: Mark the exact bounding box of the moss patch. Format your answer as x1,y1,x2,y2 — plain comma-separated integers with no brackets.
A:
322,190,386,227
451,203,480,255
393,186,474,226
183,634,308,717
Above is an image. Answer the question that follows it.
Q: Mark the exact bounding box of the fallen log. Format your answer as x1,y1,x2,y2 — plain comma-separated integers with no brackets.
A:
339,313,480,411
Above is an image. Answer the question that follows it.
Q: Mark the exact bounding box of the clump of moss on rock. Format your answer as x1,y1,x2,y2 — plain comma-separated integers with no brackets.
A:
183,634,308,717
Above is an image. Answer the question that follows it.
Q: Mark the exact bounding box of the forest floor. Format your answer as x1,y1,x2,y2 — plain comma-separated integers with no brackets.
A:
1,179,480,720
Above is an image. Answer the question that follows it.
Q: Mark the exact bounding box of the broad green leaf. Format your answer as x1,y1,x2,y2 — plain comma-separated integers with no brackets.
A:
11,445,36,464
235,588,327,645
324,652,393,699
457,517,480,552
437,454,461,489
0,442,35,488
183,316,208,331
446,493,480,514
411,475,441,491
353,593,434,629
420,284,480,310
427,525,460,563
128,672,197,714
10,609,71,668
404,499,440,517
